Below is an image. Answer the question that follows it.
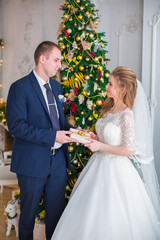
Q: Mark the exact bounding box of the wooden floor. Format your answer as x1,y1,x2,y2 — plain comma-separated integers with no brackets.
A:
0,185,19,240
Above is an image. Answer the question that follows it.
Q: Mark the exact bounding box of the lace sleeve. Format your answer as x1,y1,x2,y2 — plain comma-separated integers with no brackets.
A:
121,110,135,151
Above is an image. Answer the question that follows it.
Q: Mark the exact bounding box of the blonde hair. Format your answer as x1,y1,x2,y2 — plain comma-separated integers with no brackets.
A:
100,66,137,117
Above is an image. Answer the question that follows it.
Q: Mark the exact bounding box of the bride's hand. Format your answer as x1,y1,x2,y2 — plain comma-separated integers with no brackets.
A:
84,139,101,152
89,132,99,140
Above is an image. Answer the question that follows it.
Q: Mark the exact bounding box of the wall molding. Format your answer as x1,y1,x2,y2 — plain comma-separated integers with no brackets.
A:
116,13,142,65
148,8,160,129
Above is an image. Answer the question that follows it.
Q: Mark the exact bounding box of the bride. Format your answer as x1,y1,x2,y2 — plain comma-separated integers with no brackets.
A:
51,66,160,240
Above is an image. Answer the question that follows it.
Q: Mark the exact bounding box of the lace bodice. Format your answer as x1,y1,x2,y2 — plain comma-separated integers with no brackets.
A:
95,109,135,151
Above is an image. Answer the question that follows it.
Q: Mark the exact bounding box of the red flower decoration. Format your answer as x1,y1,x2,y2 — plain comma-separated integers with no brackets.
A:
70,102,77,114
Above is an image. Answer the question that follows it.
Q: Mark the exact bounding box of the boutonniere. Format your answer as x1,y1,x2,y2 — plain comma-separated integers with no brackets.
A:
58,95,66,104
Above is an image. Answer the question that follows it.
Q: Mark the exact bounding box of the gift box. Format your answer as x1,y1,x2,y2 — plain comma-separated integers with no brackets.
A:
70,128,91,144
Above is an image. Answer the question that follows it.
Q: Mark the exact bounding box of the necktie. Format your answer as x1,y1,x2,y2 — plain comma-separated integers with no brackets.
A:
44,83,60,130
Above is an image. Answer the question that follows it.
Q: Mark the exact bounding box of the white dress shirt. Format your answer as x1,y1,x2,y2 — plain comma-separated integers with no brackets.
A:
33,70,62,149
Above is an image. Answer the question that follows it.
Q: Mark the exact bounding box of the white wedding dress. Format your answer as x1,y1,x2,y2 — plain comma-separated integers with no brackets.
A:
51,109,160,240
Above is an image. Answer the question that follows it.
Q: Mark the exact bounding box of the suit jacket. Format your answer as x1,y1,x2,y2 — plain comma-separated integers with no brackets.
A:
6,71,72,178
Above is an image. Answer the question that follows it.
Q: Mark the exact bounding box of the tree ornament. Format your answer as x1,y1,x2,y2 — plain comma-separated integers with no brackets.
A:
85,3,88,6
66,50,74,59
94,20,99,25
78,26,82,30
68,146,74,152
85,11,89,15
88,116,93,121
72,40,78,49
74,22,77,27
60,44,65,50
85,75,90,80
86,57,90,61
64,14,69,19
80,6,84,10
93,103,96,107
76,36,81,41
93,8,96,11
96,99,102,105
59,37,63,41
89,74,92,77
101,43,105,48
90,33,94,38
82,41,92,50
76,142,80,146
98,87,101,91
73,160,78,165
62,76,67,81
81,111,84,115
64,93,69,97
95,57,99,62
82,90,87,96
78,15,83,20
62,24,66,29
69,17,73,22
105,72,110,78
77,55,82,60
100,77,104,82
97,66,103,71
76,0,80,2
79,153,82,157
67,28,72,34
79,66,84,71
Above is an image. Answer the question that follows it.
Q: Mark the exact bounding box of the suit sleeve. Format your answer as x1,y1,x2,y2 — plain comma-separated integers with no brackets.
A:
6,82,56,148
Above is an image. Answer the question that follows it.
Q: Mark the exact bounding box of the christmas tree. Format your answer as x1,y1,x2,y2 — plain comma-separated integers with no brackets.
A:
57,0,110,200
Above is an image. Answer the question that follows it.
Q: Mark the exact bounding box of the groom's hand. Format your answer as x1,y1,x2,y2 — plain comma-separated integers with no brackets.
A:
55,130,78,144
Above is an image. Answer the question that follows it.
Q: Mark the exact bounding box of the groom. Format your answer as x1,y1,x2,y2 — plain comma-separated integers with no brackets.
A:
6,41,77,240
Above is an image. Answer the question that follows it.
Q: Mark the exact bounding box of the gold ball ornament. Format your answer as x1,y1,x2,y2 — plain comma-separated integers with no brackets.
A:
69,17,73,22
85,11,89,15
98,87,101,91
62,76,67,81
79,153,82,157
64,93,69,97
78,15,83,20
97,66,103,71
82,91,87,96
68,171,72,175
68,146,74,152
78,163,81,167
93,8,96,11
77,55,82,60
62,24,66,29
64,14,68,19
67,28,72,34
80,6,84,10
86,57,90,61
96,99,102,105
85,75,90,80
94,20,99,25
60,44,65,50
78,26,82,30
79,66,84,71
75,117,79,121
85,3,88,6
95,57,99,62
93,103,96,107
87,92,90,96
100,77,104,82
73,160,78,165
81,111,84,115
88,116,93,121
76,36,81,41
76,0,80,2
89,74,92,77
101,43,105,48
59,37,63,41
105,72,110,78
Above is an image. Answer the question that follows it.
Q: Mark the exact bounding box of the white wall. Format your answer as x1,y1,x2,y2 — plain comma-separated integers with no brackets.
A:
141,0,160,181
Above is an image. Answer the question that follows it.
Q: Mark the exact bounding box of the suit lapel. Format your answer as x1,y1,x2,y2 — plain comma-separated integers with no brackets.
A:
29,72,50,117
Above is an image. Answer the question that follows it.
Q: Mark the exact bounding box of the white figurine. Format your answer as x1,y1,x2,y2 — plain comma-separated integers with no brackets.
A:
5,200,19,237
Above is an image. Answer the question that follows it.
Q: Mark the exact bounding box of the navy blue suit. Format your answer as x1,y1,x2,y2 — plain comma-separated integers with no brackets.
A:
6,71,72,240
